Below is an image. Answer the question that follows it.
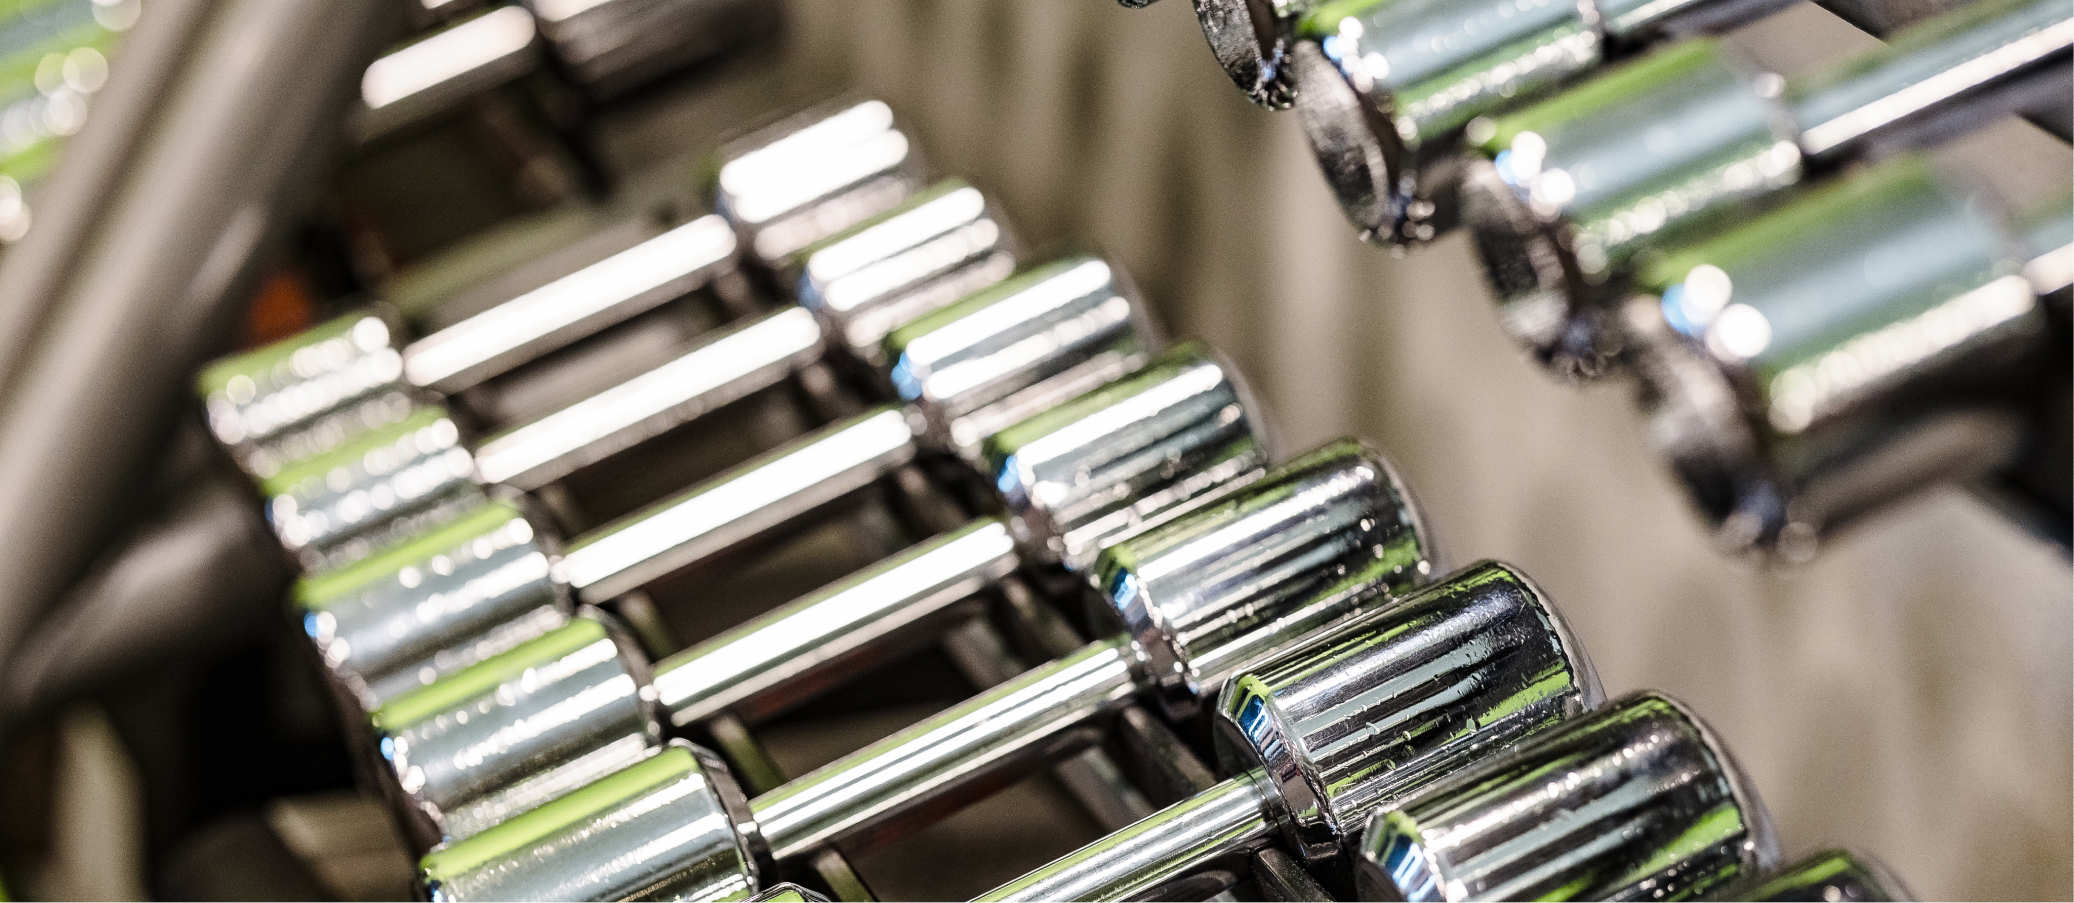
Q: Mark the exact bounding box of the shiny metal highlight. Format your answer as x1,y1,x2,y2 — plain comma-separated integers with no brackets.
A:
1353,691,1779,902
980,560,1598,901
553,406,922,602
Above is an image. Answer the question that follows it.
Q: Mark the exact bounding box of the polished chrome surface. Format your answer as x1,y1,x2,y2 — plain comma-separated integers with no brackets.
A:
200,312,406,449
554,407,922,603
420,741,760,902
1354,691,1778,902
1717,848,1916,901
399,215,740,395
1092,437,1435,717
980,559,1595,902
470,306,826,490
297,498,567,707
744,882,831,902
1789,0,2072,160
715,98,924,264
1215,560,1601,867
358,6,539,138
1626,159,2046,556
372,613,660,843
261,405,480,553
2020,189,2074,300
751,633,1143,862
987,341,1271,571
1465,0,2068,378
794,179,1018,362
524,0,769,95
885,255,1156,457
1188,0,1319,107
1462,40,1796,376
976,771,1279,902
652,518,1021,726
1292,0,1603,243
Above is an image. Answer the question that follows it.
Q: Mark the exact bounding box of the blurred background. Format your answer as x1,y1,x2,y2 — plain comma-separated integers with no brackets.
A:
0,0,2066,899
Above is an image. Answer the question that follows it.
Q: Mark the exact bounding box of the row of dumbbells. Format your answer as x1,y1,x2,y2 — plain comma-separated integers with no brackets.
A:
0,0,777,250
198,97,1909,901
1133,0,2071,557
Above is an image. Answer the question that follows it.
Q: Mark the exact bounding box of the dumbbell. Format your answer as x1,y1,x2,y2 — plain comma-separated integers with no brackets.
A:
357,0,776,138
243,171,1012,567
1712,849,1916,901
1352,690,1780,901
362,341,1268,844
1286,0,1796,245
299,248,1139,712
977,559,1602,902
1621,156,2058,556
410,438,1436,901
0,0,137,245
1460,0,2072,377
201,98,921,482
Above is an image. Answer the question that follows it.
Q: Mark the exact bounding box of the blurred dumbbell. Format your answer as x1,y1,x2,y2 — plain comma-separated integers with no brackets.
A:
1461,0,2071,377
978,559,1602,902
1287,0,1797,245
244,171,1011,567
1711,848,1916,901
0,0,139,245
357,0,777,138
363,342,1268,844
202,98,921,484
1622,156,2058,557
299,248,1139,712
410,438,1437,900
1353,690,1779,901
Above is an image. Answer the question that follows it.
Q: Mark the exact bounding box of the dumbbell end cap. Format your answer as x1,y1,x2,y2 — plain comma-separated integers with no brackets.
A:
1459,159,1626,381
1193,0,1298,108
1291,41,1406,243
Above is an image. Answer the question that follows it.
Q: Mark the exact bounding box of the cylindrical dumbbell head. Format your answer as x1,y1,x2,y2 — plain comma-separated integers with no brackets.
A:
791,178,1017,364
1460,39,1800,377
1289,0,1607,244
884,253,1161,460
1354,690,1778,901
298,494,570,709
986,340,1273,571
418,740,760,902
714,97,927,265
259,404,482,562
1719,848,1916,901
527,0,778,99
1624,158,2047,557
1214,560,1601,871
1090,437,1436,718
372,610,660,847
200,311,409,454
1188,0,1322,108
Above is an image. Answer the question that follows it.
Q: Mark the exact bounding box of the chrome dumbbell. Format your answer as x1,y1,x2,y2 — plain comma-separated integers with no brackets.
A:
411,438,1436,900
1353,690,1780,901
245,171,1010,567
201,98,921,486
1622,157,2057,556
1461,0,2072,377
358,0,776,138
1287,0,1795,245
298,250,1146,710
362,342,1268,844
1713,848,1916,901
978,560,1602,902
0,0,137,246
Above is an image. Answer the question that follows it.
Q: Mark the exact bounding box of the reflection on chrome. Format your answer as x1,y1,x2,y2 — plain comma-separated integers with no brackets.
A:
401,215,737,390
805,186,988,295
552,408,918,597
721,100,910,227
471,307,823,487
361,6,537,110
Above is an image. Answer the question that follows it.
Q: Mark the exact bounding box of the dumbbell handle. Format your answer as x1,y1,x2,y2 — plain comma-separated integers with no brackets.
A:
978,772,1275,901
554,406,920,603
652,519,1021,727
